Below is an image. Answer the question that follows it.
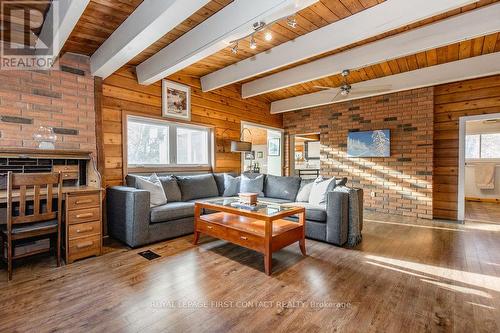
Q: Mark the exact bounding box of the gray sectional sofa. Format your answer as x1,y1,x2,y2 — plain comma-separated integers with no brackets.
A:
107,173,363,248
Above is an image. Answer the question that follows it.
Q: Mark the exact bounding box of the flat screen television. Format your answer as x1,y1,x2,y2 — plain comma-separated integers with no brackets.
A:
347,129,390,157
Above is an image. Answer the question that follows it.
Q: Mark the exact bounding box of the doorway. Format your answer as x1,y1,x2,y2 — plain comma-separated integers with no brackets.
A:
459,113,500,223
289,133,321,179
240,122,284,176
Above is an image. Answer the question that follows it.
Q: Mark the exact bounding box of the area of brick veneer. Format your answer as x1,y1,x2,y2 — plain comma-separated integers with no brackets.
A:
284,87,434,219
0,53,96,152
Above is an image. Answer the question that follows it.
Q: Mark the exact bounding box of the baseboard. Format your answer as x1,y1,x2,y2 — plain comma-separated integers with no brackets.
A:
465,197,500,204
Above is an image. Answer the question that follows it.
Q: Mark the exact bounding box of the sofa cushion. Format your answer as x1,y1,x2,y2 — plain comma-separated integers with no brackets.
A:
135,174,167,207
240,174,264,196
309,176,336,205
284,202,327,222
213,172,236,196
223,174,240,197
150,202,195,223
263,175,301,201
158,175,182,202
176,174,219,201
296,180,314,202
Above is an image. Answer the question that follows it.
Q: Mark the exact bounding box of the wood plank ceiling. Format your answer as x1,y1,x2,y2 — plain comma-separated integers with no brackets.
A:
62,0,384,72
260,32,500,102
60,0,499,102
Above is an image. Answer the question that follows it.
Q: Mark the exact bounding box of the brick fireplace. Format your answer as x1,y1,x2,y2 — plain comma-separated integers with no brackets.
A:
0,53,96,152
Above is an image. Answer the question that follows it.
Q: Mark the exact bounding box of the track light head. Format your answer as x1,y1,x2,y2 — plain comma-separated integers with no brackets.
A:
250,36,257,49
287,16,297,28
231,42,238,54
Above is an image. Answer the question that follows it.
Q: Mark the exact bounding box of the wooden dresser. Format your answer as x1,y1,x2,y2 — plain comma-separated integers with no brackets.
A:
0,148,103,264
65,189,102,263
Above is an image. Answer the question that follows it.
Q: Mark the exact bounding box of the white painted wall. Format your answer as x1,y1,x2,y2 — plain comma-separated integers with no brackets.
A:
465,164,500,199
464,119,500,199
267,130,282,176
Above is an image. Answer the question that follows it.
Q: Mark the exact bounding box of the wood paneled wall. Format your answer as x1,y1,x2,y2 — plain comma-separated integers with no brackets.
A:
433,74,500,220
101,66,282,187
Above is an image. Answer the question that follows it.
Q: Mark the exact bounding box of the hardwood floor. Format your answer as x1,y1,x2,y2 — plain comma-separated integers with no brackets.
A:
466,201,500,224
1,212,500,332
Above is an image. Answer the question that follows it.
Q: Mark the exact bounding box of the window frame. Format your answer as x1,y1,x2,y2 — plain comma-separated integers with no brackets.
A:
465,133,500,161
125,114,213,172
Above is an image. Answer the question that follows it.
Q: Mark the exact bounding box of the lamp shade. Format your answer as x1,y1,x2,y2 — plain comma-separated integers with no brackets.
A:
230,140,252,152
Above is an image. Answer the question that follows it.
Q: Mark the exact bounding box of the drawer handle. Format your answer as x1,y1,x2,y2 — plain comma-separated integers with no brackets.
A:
76,213,93,219
76,241,93,249
207,226,213,229
240,236,248,240
76,226,93,233
76,199,93,205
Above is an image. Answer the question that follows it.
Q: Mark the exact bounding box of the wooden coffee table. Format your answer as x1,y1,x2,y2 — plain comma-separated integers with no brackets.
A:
193,198,306,275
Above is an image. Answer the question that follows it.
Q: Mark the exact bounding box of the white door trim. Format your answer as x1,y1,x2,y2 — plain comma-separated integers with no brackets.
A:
458,112,500,221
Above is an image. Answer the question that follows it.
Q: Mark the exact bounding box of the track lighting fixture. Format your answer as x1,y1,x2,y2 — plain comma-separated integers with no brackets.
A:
228,13,298,53
250,36,257,49
231,42,238,54
287,16,297,29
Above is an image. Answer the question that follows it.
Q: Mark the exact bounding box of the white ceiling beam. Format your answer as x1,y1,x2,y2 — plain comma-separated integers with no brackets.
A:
91,0,210,79
200,0,479,92
243,3,500,98
136,0,319,85
270,52,500,113
36,0,91,61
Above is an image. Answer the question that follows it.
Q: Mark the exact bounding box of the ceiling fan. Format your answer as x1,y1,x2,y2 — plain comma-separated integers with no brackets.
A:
314,69,392,101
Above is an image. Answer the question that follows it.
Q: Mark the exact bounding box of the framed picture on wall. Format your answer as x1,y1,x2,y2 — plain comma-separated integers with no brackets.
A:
245,151,255,160
268,138,280,156
162,80,191,121
257,151,264,159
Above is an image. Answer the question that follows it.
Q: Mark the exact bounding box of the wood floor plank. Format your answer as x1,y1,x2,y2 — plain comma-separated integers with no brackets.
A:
0,212,499,332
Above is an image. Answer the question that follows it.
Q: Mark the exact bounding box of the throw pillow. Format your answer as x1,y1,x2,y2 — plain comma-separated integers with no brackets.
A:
336,177,348,187
309,176,336,205
240,174,264,196
136,173,167,207
296,181,314,202
223,174,240,197
158,175,182,202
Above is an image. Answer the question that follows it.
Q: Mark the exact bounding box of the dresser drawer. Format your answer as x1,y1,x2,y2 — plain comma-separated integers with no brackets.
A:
67,193,100,210
68,221,101,240
227,229,263,252
53,165,79,173
197,220,227,238
68,235,100,262
67,207,100,225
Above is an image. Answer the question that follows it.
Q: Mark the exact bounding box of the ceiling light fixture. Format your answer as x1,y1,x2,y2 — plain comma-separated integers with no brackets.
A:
231,42,238,54
250,36,257,49
287,16,297,29
228,13,298,54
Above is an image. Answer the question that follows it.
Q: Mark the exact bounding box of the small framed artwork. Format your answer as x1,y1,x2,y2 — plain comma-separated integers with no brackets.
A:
245,151,255,160
268,138,281,156
257,151,264,159
162,80,191,121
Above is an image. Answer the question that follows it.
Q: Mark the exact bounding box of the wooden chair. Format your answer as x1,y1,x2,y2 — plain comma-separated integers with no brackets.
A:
1,172,63,280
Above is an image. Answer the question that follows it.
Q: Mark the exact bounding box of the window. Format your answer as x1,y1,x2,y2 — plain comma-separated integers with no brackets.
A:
176,127,209,165
466,133,500,159
127,116,212,167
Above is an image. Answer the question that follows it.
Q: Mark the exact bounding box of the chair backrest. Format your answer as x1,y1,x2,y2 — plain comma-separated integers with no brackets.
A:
7,172,63,226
